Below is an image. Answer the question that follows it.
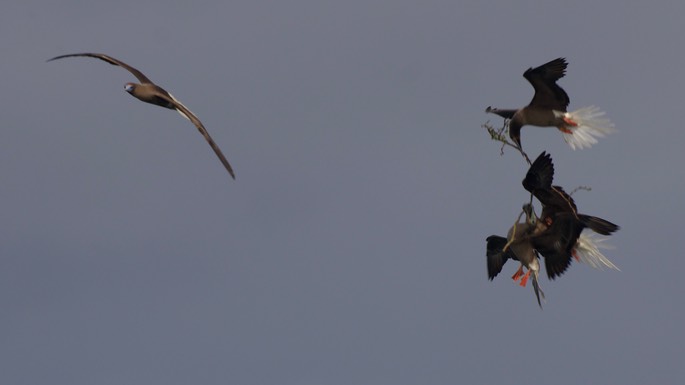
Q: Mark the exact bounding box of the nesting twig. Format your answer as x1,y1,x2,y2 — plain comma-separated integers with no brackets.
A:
569,185,592,196
482,120,532,165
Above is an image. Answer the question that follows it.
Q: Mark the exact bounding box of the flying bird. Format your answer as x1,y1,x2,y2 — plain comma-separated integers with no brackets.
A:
485,58,615,150
521,152,620,279
47,53,235,179
486,152,620,307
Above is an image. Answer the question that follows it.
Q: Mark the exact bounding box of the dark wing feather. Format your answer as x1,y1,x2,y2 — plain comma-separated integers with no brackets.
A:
523,58,570,111
522,153,576,219
536,185,578,220
532,214,583,279
47,53,153,84
486,235,517,280
523,151,555,193
151,90,236,179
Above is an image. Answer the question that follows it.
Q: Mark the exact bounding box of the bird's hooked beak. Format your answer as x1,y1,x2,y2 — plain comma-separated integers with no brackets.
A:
522,203,537,225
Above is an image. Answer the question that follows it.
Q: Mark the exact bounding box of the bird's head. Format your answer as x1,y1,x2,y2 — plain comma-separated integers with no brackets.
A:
485,106,517,120
522,203,538,225
124,83,136,94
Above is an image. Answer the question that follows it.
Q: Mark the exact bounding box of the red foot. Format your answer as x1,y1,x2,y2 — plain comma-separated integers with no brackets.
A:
511,266,524,281
519,270,531,287
562,116,578,127
572,249,580,262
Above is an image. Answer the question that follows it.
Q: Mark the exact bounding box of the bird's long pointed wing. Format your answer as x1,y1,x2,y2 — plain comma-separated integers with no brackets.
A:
154,90,236,179
47,53,153,84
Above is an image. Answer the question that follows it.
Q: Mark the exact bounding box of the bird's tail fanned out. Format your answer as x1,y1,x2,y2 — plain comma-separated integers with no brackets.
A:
561,106,616,150
574,231,619,271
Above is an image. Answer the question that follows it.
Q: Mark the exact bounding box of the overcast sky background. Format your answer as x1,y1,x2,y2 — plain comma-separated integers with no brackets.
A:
1,1,684,384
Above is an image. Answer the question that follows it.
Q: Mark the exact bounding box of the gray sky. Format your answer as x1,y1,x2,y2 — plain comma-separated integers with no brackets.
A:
2,1,684,384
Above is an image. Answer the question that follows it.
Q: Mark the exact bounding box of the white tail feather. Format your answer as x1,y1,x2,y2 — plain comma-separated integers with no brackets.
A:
562,106,616,150
574,231,620,271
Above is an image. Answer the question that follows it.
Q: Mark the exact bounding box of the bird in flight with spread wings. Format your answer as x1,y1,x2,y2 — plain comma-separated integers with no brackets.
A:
486,58,615,150
48,52,235,179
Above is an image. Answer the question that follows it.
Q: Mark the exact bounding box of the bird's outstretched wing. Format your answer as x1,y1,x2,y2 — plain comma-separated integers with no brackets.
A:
151,89,236,179
48,53,153,84
524,58,570,111
486,235,517,280
523,152,577,217
523,151,555,193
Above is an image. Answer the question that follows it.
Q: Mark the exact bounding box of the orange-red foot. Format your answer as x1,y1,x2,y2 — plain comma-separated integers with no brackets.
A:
511,266,524,282
572,249,580,262
519,270,531,287
562,116,578,127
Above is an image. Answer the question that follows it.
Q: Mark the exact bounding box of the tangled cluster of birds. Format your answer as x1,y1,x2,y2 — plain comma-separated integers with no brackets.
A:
484,58,619,308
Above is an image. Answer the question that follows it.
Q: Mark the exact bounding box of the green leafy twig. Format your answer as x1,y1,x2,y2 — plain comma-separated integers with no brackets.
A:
482,120,532,165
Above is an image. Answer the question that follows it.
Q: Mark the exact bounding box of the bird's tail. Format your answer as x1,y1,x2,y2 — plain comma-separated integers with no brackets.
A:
574,231,620,271
531,269,545,309
579,214,620,236
559,106,616,150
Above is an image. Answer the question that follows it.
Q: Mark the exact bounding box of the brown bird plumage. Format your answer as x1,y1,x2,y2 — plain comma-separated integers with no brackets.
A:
486,58,571,149
48,53,235,179
486,152,620,307
486,204,545,308
521,152,619,279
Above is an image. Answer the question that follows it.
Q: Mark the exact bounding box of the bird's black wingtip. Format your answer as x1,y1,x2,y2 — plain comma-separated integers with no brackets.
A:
46,53,78,62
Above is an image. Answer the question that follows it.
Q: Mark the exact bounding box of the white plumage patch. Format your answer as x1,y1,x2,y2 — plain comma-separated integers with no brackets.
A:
168,92,193,122
574,231,620,271
561,106,616,150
